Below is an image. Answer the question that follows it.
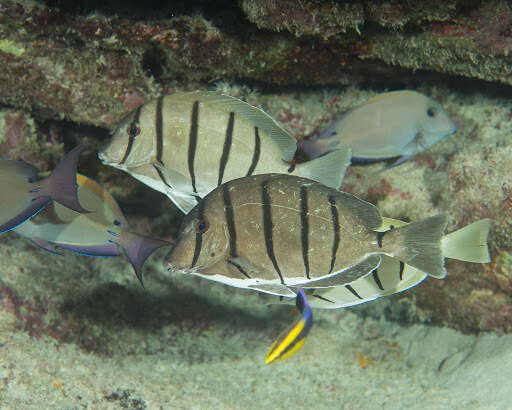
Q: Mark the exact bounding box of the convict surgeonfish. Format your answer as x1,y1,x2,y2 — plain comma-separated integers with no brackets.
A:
14,174,169,284
298,90,457,167
265,288,312,364
164,174,490,298
99,91,351,214
271,218,491,309
0,145,88,233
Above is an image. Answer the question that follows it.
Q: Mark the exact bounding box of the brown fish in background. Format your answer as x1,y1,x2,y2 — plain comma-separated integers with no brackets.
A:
164,174,488,297
99,92,351,213
0,145,88,233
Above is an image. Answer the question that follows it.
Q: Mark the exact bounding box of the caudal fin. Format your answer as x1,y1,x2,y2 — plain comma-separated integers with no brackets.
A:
120,231,171,285
42,145,89,213
441,219,491,263
385,213,448,279
297,137,334,160
294,146,351,189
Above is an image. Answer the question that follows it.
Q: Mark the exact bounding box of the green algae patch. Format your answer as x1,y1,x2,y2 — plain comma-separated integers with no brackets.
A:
0,39,25,57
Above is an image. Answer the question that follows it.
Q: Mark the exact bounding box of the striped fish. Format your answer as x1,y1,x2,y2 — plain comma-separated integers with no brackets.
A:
265,288,312,364
164,174,484,297
271,218,491,309
299,90,457,167
99,92,351,213
14,174,169,284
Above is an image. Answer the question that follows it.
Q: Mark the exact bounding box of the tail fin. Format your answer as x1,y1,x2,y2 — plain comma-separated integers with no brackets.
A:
297,137,334,160
294,146,351,189
41,145,89,213
441,219,491,263
119,231,171,286
385,213,448,279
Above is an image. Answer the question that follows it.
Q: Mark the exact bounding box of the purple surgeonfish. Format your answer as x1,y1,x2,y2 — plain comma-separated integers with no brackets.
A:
14,173,170,284
0,145,88,233
299,90,457,167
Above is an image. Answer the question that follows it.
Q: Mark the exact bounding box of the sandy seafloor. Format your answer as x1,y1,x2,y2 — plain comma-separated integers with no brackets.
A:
0,237,511,409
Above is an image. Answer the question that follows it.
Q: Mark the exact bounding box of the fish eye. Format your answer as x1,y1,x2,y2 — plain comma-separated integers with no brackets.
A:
426,107,437,118
128,122,141,138
195,219,209,234
113,219,122,226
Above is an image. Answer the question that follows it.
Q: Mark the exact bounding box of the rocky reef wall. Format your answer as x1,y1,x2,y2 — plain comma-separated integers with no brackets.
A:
0,0,511,344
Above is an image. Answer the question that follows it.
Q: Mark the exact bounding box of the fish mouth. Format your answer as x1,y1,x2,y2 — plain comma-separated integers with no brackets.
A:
164,226,230,273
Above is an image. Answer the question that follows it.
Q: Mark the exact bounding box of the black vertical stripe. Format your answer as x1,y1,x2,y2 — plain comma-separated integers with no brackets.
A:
246,127,261,176
328,195,340,274
222,182,250,278
345,285,362,299
190,199,205,268
261,179,284,284
399,261,405,281
119,106,142,165
222,182,237,256
300,186,310,279
153,164,172,189
372,269,384,290
155,96,164,164
218,112,234,186
188,101,199,193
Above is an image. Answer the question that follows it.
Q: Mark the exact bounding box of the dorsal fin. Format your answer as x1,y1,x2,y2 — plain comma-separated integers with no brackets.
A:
178,91,298,162
333,191,382,230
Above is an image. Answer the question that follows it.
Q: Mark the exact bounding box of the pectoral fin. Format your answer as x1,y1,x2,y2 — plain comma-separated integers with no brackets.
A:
228,256,260,278
295,255,381,289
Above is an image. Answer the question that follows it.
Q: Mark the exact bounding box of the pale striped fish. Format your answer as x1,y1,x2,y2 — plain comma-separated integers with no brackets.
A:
98,92,351,213
299,90,457,167
0,145,87,233
14,174,169,284
164,174,487,297
272,218,491,309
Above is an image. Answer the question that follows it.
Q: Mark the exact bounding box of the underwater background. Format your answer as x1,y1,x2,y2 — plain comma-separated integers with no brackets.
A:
0,0,511,408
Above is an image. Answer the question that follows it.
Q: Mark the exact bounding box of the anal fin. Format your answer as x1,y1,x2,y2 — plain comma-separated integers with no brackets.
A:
295,255,381,289
249,283,296,297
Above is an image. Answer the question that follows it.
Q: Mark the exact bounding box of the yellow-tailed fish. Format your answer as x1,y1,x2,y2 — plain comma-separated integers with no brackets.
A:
14,174,169,284
299,90,457,166
265,288,312,364
272,218,491,309
99,91,351,213
164,174,489,298
0,145,88,233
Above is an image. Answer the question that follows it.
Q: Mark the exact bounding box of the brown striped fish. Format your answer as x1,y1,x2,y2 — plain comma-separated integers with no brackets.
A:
99,92,351,213
164,174,486,297
271,218,491,308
